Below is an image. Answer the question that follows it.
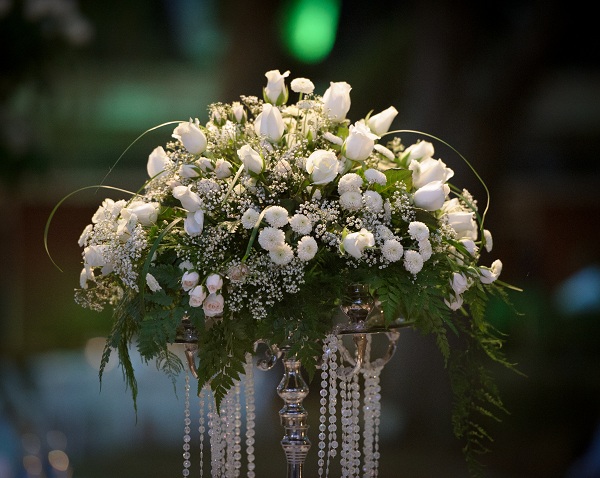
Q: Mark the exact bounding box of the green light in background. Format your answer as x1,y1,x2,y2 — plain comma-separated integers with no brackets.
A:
280,0,341,63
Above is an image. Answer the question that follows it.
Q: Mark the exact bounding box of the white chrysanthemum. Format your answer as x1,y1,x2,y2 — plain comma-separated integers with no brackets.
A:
419,239,433,261
290,213,312,235
146,273,162,292
337,173,363,194
364,168,387,185
381,239,403,262
408,221,429,241
258,227,285,251
339,191,363,211
297,236,318,261
264,205,289,228
363,190,383,212
269,243,294,265
291,77,315,94
323,132,344,146
241,208,260,229
404,250,424,275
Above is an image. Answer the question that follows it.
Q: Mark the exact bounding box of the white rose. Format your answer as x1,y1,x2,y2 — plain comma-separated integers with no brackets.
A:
480,260,502,284
254,103,285,143
306,149,339,185
181,271,199,291
147,146,172,179
413,181,450,211
214,159,233,179
322,81,352,122
205,273,223,294
237,144,264,174
78,224,93,247
173,185,202,212
179,260,194,271
409,157,454,189
197,157,214,172
172,119,207,154
184,210,204,236
483,229,493,252
179,164,200,179
367,106,398,136
450,272,470,296
79,267,94,289
291,77,315,94
189,285,207,307
446,211,478,240
343,121,379,162
459,238,478,257
445,294,464,311
264,69,290,105
227,263,249,282
126,200,159,226
83,245,108,267
404,141,434,162
273,159,292,177
203,293,225,317
231,102,246,123
342,228,375,259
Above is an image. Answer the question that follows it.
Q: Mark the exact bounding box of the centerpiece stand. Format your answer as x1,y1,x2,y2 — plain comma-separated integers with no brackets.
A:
176,284,406,478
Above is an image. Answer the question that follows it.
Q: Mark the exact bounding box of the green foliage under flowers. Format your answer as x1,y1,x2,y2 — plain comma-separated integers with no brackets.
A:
50,70,522,477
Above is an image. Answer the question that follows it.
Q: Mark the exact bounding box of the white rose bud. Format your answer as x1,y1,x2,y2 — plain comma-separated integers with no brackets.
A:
214,159,233,179
323,81,352,122
184,210,204,236
205,273,223,294
450,272,470,296
367,106,398,136
179,163,200,179
181,271,200,291
409,157,454,189
237,144,264,175
342,228,375,259
343,121,379,162
146,273,162,292
483,229,493,252
83,245,108,267
404,141,435,162
254,103,285,143
126,200,159,226
173,185,202,212
231,102,246,123
147,146,172,179
264,69,290,105
203,293,225,317
189,285,207,307
445,294,464,311
413,181,450,211
446,211,478,240
480,260,502,284
306,149,339,185
172,119,207,154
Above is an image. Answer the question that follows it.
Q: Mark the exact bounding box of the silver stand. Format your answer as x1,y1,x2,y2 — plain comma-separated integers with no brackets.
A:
277,347,311,478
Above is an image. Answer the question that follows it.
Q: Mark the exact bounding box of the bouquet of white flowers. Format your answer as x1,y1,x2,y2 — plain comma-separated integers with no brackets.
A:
48,69,519,474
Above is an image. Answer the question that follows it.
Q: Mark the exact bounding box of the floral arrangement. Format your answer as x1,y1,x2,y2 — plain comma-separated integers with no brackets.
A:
55,70,519,474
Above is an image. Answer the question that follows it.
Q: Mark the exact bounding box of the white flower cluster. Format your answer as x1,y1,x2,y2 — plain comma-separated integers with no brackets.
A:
75,69,503,319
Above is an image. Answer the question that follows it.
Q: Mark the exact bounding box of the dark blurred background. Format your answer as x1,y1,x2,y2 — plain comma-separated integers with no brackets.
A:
1,0,599,477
